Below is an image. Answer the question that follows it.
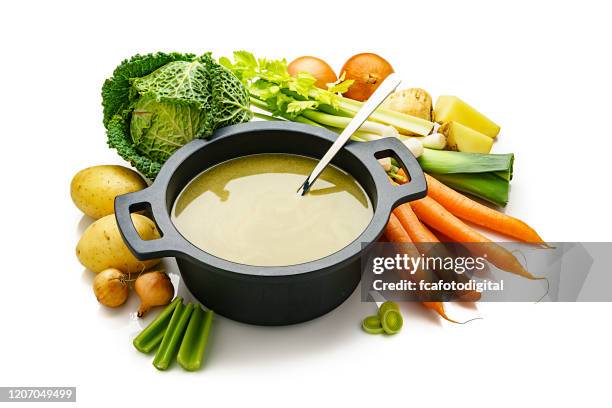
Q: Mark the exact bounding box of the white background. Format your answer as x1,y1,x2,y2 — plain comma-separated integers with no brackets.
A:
1,0,611,406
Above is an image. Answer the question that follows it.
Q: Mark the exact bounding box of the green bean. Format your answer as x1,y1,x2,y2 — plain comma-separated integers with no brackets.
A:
133,297,182,353
177,307,214,371
153,303,194,370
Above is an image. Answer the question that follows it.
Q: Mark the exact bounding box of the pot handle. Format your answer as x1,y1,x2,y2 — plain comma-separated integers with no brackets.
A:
357,138,427,209
114,189,181,260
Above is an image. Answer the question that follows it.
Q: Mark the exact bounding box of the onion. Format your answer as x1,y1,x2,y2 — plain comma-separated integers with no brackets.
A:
339,53,395,101
93,268,129,308
134,271,174,317
287,56,337,89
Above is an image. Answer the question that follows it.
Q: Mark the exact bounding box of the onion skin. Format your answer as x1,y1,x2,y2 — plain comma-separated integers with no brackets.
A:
135,271,174,317
93,268,129,308
288,56,338,89
340,53,395,101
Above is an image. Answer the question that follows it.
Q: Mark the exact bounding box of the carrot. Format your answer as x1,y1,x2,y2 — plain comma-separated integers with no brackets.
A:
384,214,445,302
411,196,542,280
422,302,459,323
383,213,412,243
425,174,545,244
397,167,408,182
422,302,481,324
393,204,439,243
394,204,481,302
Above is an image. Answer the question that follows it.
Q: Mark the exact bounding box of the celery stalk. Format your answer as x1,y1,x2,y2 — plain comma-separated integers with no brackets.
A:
337,97,434,136
133,297,182,354
250,97,321,127
177,307,214,371
153,303,194,371
301,110,398,137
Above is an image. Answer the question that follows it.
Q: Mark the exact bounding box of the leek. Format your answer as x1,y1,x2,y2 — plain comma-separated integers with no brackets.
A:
418,149,514,206
418,149,514,180
429,173,510,207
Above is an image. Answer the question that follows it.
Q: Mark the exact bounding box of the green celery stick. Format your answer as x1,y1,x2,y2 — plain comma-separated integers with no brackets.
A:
153,303,194,370
133,297,182,353
177,307,214,371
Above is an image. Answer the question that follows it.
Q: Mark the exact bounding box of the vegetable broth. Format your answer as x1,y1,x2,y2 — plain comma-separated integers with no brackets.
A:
172,154,373,266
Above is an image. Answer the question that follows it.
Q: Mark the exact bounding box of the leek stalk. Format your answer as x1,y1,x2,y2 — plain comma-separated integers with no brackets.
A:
418,149,514,180
418,149,514,206
429,172,510,207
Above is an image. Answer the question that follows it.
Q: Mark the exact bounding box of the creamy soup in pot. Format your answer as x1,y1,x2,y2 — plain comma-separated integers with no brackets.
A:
171,154,373,266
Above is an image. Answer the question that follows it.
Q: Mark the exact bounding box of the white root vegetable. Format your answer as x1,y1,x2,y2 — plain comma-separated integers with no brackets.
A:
358,122,399,138
402,138,424,158
422,133,447,149
377,157,392,171
414,133,446,149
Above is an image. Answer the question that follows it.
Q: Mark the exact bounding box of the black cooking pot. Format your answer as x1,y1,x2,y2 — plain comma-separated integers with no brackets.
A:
115,121,426,325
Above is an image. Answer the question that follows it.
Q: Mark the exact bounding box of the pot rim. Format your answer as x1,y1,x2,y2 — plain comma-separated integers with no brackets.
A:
115,121,427,277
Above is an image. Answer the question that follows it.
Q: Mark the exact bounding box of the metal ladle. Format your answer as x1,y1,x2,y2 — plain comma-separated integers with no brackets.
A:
297,73,402,196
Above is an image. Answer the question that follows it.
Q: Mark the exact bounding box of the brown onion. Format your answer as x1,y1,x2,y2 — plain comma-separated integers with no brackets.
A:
339,53,395,101
288,56,338,89
134,271,174,317
93,268,129,308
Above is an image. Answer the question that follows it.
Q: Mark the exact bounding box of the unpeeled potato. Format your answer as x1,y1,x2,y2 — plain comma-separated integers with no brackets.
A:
77,214,161,273
71,165,147,219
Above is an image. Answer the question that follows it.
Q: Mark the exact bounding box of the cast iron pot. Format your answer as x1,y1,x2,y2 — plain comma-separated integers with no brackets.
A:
115,121,426,325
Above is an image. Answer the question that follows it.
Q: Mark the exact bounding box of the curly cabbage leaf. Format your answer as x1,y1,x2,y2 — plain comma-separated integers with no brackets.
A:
130,94,207,162
209,62,253,129
107,115,162,180
102,52,197,127
101,52,252,180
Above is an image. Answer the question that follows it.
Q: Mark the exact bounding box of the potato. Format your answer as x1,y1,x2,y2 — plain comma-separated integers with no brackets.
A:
76,214,161,273
71,165,147,219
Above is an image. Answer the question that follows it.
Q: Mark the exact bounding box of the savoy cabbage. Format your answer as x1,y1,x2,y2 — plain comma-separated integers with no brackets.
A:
102,52,252,179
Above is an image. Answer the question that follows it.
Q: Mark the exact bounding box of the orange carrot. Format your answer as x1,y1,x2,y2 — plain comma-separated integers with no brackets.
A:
394,204,481,302
396,167,408,182
383,213,412,243
393,203,439,243
425,174,545,244
422,302,458,323
384,214,446,304
422,302,481,324
411,196,542,280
